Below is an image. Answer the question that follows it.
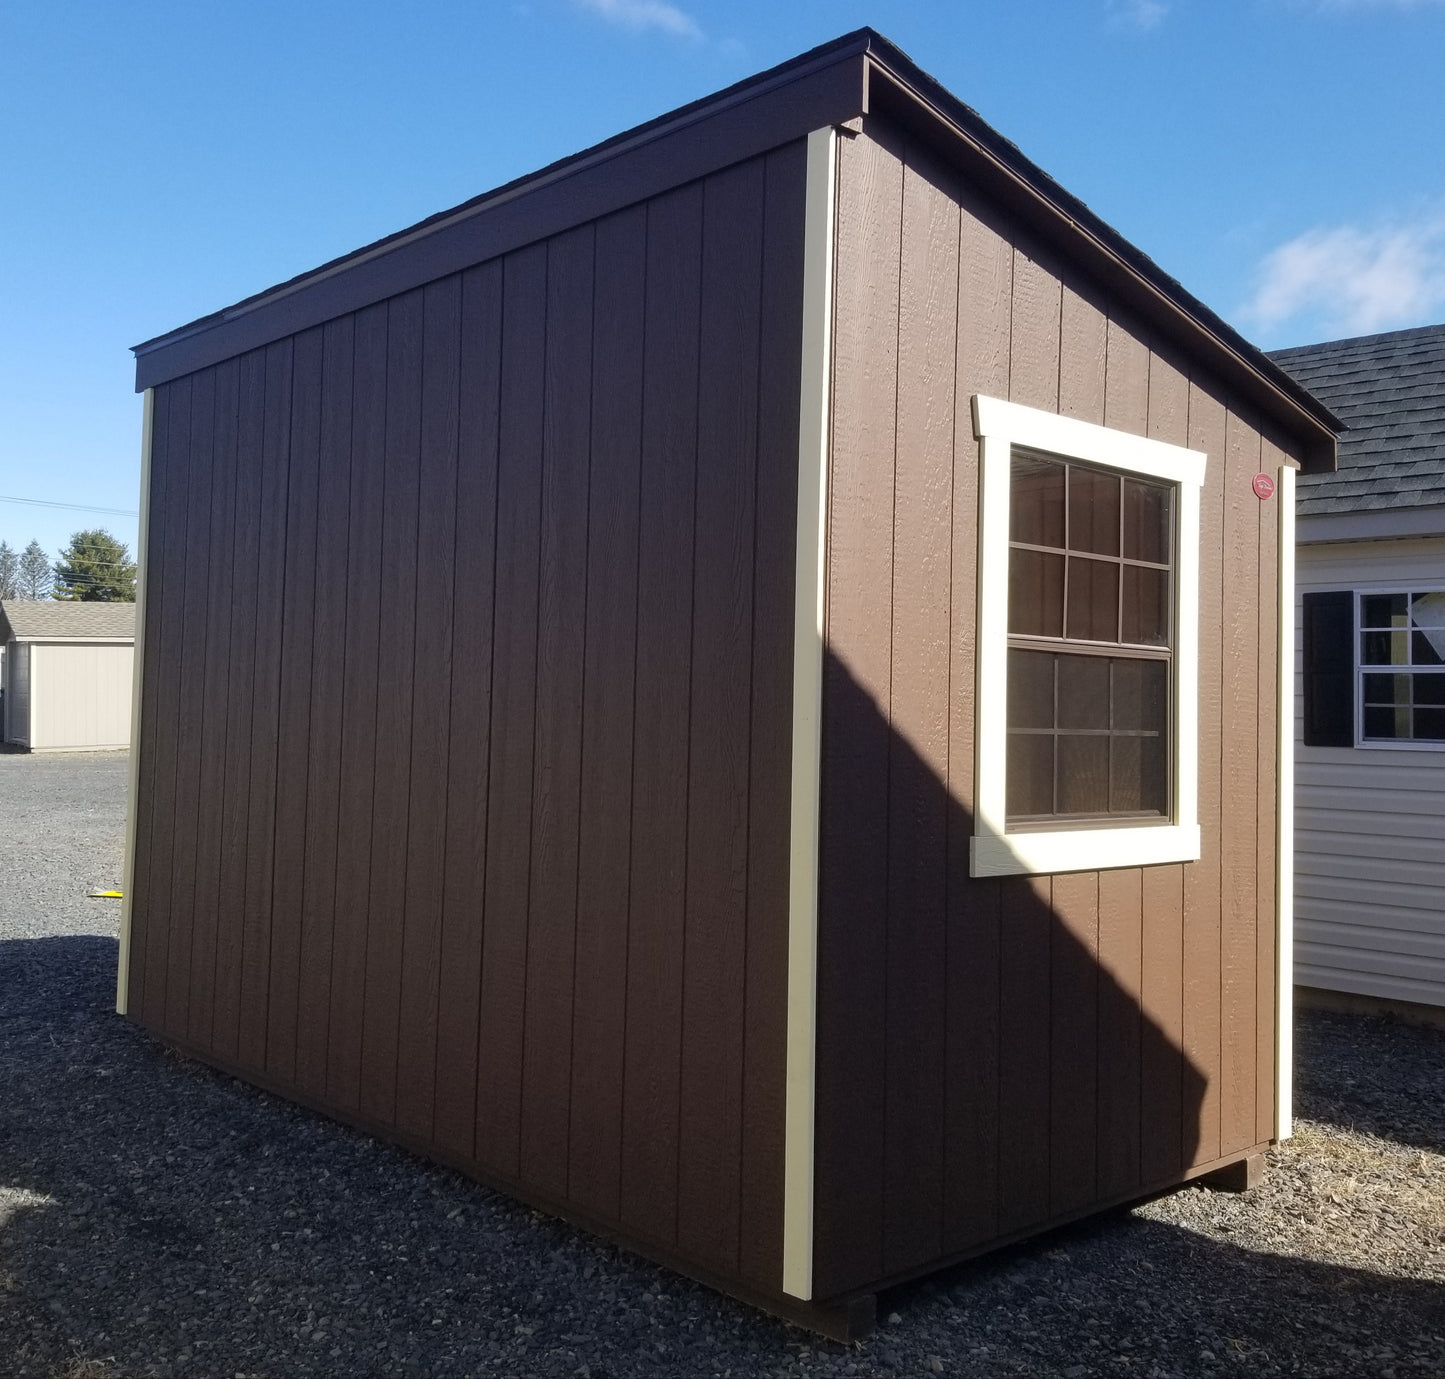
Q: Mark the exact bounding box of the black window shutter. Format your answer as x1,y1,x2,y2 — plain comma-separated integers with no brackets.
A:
1302,590,1355,747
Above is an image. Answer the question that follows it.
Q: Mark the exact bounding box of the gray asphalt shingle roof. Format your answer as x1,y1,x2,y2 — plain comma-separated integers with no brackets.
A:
1268,323,1445,516
0,599,136,642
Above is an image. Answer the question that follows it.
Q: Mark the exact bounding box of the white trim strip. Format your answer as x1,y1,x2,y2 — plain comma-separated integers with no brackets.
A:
1276,464,1295,1139
116,388,153,1016
782,124,837,1303
970,394,1207,879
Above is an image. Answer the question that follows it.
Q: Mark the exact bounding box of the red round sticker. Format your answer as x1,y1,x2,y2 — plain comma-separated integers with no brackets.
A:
1253,473,1275,500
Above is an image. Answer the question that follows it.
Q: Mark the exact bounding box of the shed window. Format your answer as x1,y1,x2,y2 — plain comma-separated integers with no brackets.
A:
970,396,1206,878
1358,591,1445,744
1006,451,1174,825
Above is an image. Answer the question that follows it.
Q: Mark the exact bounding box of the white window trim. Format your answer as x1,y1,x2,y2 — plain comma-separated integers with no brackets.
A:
1354,586,1445,752
970,395,1206,878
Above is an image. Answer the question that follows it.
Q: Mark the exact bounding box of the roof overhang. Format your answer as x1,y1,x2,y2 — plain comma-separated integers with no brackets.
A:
132,30,1338,471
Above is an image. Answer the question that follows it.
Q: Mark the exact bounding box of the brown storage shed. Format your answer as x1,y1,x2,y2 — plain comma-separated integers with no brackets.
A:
120,30,1338,1337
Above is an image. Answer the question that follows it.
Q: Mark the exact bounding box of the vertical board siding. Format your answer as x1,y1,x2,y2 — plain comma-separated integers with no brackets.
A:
239,340,293,1071
476,242,547,1179
295,316,355,1100
677,157,764,1274
521,223,594,1200
569,204,646,1222
359,291,424,1126
130,146,804,1299
213,350,267,1064
882,160,956,1277
268,325,323,1088
943,195,1012,1252
433,260,503,1161
189,357,239,1052
814,121,1285,1297
619,182,702,1248
395,275,462,1144
327,304,388,1113
166,367,214,1041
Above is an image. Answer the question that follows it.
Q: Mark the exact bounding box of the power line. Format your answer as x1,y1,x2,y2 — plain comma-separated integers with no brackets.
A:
0,494,138,518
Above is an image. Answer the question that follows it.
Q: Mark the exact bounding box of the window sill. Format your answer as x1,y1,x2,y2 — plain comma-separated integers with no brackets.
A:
970,823,1202,877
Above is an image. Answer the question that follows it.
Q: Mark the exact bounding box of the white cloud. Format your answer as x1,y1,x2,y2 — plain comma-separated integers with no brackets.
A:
1240,215,1445,338
1108,0,1170,29
573,0,703,39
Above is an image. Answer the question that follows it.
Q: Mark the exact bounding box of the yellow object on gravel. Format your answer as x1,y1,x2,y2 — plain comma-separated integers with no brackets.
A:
88,889,123,899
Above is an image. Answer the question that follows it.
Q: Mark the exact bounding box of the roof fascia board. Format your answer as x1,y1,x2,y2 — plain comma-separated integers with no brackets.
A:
134,48,868,392
1297,505,1445,544
859,50,1339,473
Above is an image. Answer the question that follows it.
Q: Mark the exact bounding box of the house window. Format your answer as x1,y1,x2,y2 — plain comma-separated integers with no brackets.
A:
1358,591,1445,743
1006,451,1174,824
971,396,1207,878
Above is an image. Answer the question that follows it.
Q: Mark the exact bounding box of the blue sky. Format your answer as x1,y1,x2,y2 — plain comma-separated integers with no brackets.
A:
3,0,1444,564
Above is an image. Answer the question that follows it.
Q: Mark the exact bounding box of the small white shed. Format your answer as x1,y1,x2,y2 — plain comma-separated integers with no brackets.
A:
0,600,136,752
1271,323,1445,1014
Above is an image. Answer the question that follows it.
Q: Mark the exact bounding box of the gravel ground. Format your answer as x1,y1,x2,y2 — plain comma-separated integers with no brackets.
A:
1,751,1442,1378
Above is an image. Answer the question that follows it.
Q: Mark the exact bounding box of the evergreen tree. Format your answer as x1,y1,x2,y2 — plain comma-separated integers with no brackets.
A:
18,539,53,600
52,529,136,602
0,541,18,600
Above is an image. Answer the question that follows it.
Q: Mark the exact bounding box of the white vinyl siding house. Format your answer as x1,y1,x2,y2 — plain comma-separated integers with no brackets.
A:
1273,324,1445,1012
0,600,136,751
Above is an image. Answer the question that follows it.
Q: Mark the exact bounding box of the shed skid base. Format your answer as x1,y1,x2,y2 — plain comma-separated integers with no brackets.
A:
1200,1153,1264,1193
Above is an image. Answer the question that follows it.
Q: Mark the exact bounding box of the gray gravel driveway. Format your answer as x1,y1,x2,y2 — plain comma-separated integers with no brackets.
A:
1,751,1442,1377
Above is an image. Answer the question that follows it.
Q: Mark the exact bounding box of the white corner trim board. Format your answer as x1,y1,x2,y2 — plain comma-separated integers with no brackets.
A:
970,395,1207,879
1276,463,1295,1140
116,388,153,1017
782,124,837,1303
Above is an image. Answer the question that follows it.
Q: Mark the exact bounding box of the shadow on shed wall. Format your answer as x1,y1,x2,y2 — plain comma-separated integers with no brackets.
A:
812,650,1214,1297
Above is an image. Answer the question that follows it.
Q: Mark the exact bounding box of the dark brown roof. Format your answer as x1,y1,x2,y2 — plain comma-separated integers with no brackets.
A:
132,29,1338,469
1269,323,1445,515
0,599,136,642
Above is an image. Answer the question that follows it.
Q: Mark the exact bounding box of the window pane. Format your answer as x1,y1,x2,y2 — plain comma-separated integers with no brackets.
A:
1414,674,1445,707
1057,734,1109,814
1414,707,1445,741
1011,452,1065,548
1362,672,1408,705
1412,592,1445,667
1361,593,1408,628
1413,631,1445,667
1007,733,1055,817
1068,466,1120,556
1010,548,1065,637
1121,478,1170,564
1008,650,1055,729
1112,657,1168,733
1109,734,1168,814
1363,705,1408,739
1121,565,1170,646
1362,630,1408,666
1058,654,1110,729
1066,555,1119,641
